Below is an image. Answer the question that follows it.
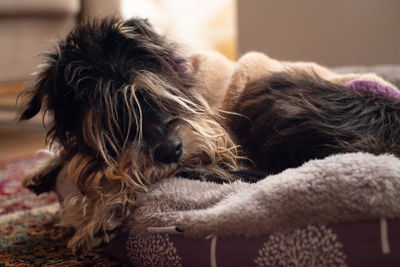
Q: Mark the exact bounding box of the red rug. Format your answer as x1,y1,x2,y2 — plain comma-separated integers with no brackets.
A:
0,154,119,266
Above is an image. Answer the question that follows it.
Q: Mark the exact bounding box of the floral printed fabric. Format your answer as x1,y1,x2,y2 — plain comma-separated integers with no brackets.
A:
254,225,346,267
127,233,182,267
106,220,400,266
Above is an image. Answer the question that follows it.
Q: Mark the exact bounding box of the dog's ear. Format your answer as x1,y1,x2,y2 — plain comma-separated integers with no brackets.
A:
19,53,58,120
19,86,44,120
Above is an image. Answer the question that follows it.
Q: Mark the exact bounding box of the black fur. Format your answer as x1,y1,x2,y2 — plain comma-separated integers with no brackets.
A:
177,169,266,184
19,17,263,197
26,164,63,194
20,18,194,158
229,71,400,174
19,18,195,195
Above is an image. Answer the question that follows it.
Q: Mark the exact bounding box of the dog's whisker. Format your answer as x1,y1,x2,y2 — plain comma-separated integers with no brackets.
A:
121,85,133,148
132,93,143,142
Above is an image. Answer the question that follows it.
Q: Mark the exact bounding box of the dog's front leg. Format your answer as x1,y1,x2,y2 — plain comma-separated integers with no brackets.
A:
22,152,65,195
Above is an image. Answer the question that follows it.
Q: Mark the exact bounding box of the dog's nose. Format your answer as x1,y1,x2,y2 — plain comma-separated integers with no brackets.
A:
154,137,182,164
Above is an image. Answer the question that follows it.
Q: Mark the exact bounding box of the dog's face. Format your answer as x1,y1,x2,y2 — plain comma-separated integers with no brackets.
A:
20,17,239,194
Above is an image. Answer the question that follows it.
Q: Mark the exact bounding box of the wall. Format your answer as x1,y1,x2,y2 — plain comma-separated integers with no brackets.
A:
238,0,400,66
122,0,237,59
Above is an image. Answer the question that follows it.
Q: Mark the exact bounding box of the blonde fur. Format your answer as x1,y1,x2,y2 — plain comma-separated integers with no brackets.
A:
23,70,243,253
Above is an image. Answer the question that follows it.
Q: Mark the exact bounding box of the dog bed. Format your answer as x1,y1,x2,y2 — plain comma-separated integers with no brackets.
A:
6,53,400,266
103,58,400,266
105,152,400,266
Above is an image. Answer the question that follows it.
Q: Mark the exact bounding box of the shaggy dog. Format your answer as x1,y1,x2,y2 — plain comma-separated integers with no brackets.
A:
18,17,260,254
19,17,400,254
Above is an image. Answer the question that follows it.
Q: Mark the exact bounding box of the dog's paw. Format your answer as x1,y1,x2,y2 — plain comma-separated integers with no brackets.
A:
22,166,59,194
22,173,45,194
22,173,37,189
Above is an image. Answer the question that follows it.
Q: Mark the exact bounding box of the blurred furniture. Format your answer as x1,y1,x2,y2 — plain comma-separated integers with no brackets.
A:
0,0,121,129
0,0,122,84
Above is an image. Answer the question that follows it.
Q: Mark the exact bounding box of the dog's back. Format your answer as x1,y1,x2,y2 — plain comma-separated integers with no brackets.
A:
229,71,400,174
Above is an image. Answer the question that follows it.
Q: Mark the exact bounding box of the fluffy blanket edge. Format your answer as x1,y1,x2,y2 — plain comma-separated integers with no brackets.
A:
124,152,400,238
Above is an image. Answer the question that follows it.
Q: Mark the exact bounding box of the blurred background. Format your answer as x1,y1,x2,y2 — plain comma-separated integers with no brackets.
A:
0,0,399,160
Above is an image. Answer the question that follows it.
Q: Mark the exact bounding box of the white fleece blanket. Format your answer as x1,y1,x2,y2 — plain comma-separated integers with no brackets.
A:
124,152,400,238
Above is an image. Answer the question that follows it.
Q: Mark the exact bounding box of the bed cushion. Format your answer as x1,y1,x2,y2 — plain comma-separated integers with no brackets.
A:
106,219,400,266
104,62,400,266
105,152,400,266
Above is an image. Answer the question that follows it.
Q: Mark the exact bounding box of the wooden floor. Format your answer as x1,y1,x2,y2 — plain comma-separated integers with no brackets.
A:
0,126,46,161
0,83,46,161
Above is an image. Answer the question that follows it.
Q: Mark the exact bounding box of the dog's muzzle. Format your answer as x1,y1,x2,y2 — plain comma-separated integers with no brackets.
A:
154,137,183,164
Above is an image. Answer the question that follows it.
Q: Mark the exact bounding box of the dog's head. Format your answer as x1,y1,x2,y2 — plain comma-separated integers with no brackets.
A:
19,17,239,194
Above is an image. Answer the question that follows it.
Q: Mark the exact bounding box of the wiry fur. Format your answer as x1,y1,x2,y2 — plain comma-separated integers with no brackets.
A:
229,71,400,174
19,17,247,254
19,17,400,255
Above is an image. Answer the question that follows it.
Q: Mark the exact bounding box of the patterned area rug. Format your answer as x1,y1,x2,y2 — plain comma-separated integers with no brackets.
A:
0,154,119,266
